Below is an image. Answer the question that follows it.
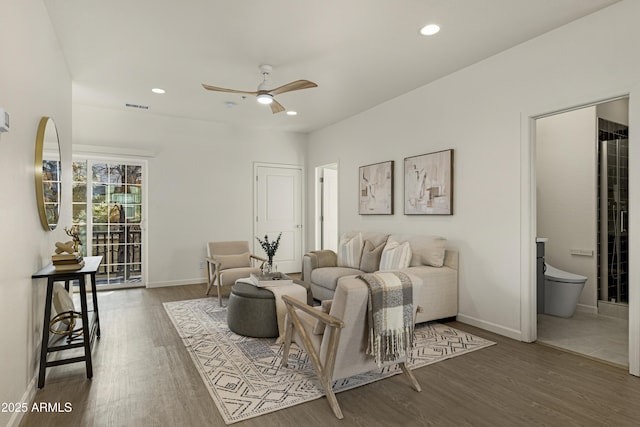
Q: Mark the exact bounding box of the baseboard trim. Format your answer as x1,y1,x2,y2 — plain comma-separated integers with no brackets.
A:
7,374,37,427
146,278,206,288
456,313,523,341
576,303,598,314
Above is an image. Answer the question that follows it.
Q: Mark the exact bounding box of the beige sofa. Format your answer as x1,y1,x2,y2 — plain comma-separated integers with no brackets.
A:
302,231,458,324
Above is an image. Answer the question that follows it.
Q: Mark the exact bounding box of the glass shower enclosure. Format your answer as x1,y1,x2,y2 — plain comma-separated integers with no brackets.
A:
598,118,629,304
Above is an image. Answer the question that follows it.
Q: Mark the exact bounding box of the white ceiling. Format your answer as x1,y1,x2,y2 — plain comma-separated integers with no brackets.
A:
44,0,620,133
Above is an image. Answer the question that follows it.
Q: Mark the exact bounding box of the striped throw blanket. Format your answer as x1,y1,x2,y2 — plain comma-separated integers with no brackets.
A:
357,271,414,366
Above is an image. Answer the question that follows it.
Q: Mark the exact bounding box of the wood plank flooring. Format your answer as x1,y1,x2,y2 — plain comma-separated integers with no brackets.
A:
19,284,640,427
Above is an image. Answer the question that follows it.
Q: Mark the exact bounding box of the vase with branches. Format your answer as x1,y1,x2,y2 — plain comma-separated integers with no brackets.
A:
256,232,282,273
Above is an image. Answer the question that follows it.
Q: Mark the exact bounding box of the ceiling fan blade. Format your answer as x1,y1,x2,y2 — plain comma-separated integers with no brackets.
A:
201,83,258,95
270,99,286,114
270,80,317,96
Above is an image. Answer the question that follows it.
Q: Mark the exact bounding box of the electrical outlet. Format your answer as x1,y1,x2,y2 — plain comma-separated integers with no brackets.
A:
199,261,205,269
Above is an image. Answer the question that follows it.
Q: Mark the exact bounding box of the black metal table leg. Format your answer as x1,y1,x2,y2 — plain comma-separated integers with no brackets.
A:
78,275,93,379
90,272,101,338
38,279,55,389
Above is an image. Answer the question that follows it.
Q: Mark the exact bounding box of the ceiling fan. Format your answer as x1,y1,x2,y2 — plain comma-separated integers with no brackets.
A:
202,64,317,114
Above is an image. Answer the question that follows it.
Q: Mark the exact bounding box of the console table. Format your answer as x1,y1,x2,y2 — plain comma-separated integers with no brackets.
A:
32,256,103,388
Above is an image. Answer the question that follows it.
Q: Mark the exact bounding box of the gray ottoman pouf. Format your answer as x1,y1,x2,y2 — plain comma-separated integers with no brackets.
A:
227,281,279,338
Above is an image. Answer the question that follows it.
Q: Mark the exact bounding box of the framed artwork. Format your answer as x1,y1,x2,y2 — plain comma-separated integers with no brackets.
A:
404,149,453,215
359,160,394,215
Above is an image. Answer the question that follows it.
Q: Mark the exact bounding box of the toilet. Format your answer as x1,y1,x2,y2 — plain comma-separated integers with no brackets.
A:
544,263,587,318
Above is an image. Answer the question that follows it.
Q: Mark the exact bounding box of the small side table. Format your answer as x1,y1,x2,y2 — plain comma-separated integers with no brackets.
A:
32,256,103,388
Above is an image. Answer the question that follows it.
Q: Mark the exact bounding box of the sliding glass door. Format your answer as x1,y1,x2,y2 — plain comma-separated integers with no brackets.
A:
72,158,146,287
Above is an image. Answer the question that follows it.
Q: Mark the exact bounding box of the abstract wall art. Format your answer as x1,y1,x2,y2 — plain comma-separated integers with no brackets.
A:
404,149,453,215
359,160,394,215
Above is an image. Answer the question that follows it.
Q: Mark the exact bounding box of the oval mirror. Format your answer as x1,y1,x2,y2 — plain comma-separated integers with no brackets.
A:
35,117,61,231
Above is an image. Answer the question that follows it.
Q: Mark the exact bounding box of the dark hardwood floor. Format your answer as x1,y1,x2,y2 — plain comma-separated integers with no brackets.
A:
20,284,640,427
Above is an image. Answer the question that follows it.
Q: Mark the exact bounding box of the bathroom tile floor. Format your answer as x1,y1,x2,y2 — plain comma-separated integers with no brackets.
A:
537,311,628,367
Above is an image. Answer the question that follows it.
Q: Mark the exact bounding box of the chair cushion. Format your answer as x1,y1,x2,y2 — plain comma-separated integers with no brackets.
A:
214,252,250,270
311,267,363,292
337,232,363,268
312,299,333,335
293,309,324,350
379,241,412,271
219,267,261,286
359,240,385,273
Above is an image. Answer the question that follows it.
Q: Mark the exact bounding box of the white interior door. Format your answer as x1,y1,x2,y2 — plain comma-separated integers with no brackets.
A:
321,166,338,252
255,165,303,273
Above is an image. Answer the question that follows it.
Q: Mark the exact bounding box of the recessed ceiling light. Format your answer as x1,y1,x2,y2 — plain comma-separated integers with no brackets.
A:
286,111,297,116
420,24,440,36
151,88,165,94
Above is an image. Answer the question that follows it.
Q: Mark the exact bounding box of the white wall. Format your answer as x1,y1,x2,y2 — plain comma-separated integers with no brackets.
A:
0,0,72,425
536,107,598,312
306,0,640,349
72,105,307,287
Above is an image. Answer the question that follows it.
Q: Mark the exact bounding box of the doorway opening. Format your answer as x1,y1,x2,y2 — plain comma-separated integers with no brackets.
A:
315,164,338,252
72,157,147,289
535,97,629,367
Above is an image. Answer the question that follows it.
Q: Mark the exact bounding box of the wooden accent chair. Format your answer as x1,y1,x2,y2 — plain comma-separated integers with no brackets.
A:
281,276,422,419
205,241,266,306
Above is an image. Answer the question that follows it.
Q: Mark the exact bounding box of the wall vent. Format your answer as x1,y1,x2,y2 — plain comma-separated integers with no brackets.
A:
125,103,149,110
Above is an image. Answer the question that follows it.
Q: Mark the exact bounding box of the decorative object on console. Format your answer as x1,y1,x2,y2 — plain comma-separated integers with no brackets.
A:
52,241,84,271
404,149,453,215
359,160,394,215
50,283,82,337
256,232,282,272
64,225,82,252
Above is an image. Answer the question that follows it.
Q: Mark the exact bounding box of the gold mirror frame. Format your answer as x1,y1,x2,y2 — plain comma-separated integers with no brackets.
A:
35,117,61,231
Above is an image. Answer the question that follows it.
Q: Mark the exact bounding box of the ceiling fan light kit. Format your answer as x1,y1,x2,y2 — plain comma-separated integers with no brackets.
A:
202,64,317,114
256,93,274,105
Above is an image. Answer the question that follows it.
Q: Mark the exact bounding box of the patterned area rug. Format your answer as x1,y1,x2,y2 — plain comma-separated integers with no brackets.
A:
163,298,495,425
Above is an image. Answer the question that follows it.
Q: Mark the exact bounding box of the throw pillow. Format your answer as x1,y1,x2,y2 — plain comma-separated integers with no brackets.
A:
312,299,333,335
337,233,363,269
359,240,385,273
408,236,447,267
214,252,251,270
379,241,412,271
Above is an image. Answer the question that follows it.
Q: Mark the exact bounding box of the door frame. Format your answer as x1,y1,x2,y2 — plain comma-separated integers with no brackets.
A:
521,91,639,376
72,153,149,290
253,162,305,271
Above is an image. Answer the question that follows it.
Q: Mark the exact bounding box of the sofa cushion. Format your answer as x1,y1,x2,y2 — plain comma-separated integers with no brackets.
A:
388,234,446,267
379,241,412,270
337,232,364,268
214,252,251,270
359,240,385,273
311,267,363,292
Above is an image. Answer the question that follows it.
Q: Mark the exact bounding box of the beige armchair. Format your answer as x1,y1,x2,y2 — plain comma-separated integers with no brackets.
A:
281,276,422,419
205,241,266,306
